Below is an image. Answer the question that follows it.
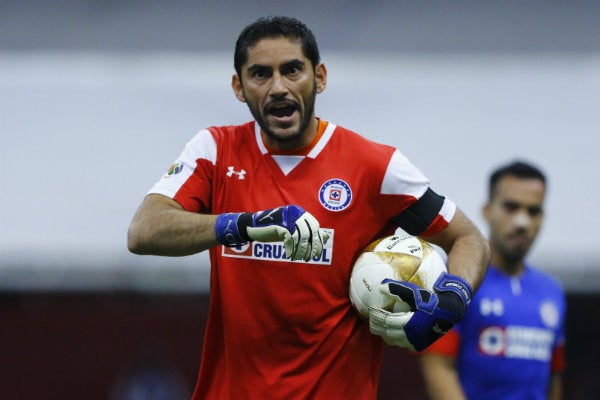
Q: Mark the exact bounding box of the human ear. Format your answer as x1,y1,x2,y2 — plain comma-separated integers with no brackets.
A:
315,63,327,94
482,203,491,223
231,74,246,103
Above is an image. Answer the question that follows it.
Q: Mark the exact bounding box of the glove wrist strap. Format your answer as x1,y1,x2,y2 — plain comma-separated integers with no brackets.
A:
215,212,252,247
434,272,473,305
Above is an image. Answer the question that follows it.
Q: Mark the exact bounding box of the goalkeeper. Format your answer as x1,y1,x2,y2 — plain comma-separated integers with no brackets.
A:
127,15,489,400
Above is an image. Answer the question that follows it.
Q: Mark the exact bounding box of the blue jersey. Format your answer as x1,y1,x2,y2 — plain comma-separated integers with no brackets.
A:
427,264,566,400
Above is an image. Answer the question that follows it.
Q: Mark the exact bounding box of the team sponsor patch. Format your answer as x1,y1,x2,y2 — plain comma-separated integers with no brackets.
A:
221,229,334,265
478,325,555,361
319,179,352,212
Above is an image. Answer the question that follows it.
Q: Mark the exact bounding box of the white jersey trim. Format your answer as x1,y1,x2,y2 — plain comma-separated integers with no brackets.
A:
271,155,305,175
147,129,217,196
254,122,268,155
381,150,429,197
440,196,457,223
307,122,336,159
188,129,218,164
254,120,337,174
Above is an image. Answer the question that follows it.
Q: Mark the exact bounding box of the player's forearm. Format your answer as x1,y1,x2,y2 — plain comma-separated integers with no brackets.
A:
426,382,467,400
548,373,562,400
420,355,467,400
128,195,218,256
429,209,490,291
445,229,489,292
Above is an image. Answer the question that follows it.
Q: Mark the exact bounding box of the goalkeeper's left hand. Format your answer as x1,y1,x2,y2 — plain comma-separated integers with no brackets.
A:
368,272,472,351
214,205,329,262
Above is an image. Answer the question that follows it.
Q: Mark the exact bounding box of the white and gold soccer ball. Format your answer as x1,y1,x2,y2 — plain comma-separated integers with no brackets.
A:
349,234,447,318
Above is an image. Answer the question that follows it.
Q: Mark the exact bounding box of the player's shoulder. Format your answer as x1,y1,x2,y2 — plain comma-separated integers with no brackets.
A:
525,265,565,293
332,123,394,150
205,121,254,140
328,122,397,164
179,122,254,161
182,122,255,153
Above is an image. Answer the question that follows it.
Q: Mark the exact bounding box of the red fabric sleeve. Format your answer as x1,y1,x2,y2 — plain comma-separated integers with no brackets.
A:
421,213,451,237
551,342,566,373
421,328,460,358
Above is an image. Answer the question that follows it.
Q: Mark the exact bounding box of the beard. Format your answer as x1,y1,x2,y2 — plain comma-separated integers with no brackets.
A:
497,235,532,267
245,81,317,144
500,246,528,264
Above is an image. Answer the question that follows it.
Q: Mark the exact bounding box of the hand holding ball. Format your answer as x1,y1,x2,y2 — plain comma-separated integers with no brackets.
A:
349,234,447,318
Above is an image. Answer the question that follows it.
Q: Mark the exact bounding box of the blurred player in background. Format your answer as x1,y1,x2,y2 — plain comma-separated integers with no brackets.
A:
420,160,566,400
128,16,489,399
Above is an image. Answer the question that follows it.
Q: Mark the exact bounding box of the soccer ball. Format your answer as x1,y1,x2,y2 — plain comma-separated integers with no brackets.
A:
349,234,447,318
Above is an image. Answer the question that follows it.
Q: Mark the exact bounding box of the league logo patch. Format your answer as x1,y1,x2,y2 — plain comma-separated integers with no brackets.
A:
166,162,184,176
319,179,352,212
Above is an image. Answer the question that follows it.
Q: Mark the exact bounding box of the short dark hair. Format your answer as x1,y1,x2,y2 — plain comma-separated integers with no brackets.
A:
488,160,547,200
234,16,321,77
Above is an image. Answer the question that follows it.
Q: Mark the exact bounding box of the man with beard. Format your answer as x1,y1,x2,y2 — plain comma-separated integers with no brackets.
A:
420,161,566,400
128,16,489,400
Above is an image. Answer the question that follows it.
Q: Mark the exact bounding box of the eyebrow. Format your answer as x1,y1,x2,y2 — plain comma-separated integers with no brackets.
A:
246,64,268,74
246,58,306,73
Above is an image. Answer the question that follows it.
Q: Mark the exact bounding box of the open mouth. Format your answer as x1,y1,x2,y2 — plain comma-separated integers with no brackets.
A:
267,103,297,118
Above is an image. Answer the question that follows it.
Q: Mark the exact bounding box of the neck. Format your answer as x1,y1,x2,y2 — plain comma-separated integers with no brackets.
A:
262,116,320,152
490,250,525,276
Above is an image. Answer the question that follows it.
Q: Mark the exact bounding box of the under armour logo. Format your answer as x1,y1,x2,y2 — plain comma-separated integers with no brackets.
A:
226,166,246,179
480,298,504,316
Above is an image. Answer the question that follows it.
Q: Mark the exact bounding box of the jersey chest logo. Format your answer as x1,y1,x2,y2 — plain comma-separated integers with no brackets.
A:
479,297,504,317
319,179,352,212
540,300,559,328
226,166,246,179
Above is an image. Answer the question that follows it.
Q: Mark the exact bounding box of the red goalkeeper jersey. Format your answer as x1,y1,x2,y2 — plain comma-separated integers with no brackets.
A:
148,120,456,399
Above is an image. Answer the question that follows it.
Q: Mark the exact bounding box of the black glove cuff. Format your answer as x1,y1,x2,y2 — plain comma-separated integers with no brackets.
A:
236,212,253,242
437,291,468,321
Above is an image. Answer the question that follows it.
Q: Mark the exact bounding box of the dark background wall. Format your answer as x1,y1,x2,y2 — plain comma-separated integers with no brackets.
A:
1,292,598,399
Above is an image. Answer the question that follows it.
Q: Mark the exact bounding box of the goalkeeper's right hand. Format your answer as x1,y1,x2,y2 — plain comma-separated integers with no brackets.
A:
369,272,472,351
215,205,329,262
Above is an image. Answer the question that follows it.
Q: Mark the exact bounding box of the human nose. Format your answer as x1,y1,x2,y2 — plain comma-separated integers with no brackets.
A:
269,72,288,96
512,210,531,229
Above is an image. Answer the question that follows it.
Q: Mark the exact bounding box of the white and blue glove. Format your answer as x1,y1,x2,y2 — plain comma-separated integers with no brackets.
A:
215,205,329,261
368,272,472,351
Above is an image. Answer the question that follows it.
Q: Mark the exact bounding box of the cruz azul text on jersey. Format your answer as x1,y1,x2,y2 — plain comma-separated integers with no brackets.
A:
222,229,334,265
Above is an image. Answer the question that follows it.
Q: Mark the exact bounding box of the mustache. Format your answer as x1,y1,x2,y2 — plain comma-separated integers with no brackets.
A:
509,226,527,235
507,230,530,241
264,99,300,112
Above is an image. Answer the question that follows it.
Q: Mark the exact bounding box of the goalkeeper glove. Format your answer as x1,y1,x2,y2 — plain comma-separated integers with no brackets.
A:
368,272,472,351
214,205,329,261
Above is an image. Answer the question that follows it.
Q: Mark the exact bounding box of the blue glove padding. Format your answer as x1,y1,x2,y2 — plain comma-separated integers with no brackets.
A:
215,205,329,261
369,272,472,351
